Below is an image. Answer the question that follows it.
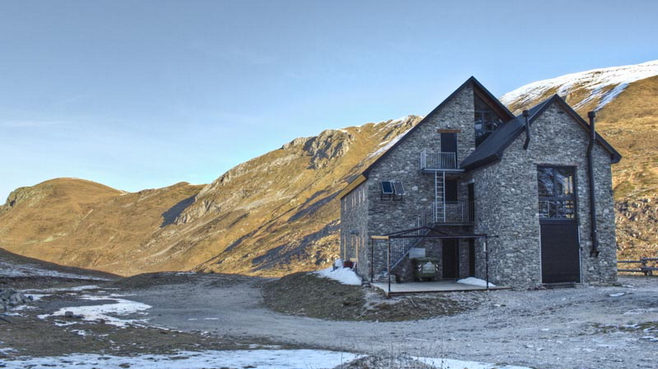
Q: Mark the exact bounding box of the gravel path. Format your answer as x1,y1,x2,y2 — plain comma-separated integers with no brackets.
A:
129,275,658,369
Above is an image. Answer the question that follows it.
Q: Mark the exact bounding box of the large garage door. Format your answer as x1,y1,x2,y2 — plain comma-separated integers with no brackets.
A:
541,222,580,283
537,165,580,284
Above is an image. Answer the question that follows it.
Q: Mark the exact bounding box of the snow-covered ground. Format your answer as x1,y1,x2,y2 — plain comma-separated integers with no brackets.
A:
316,265,362,285
501,59,658,110
0,350,536,369
456,277,496,288
37,294,152,327
416,356,531,369
2,349,360,369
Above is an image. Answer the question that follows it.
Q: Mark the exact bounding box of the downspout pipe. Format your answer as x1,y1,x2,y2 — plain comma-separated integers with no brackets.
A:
587,111,600,257
523,110,531,150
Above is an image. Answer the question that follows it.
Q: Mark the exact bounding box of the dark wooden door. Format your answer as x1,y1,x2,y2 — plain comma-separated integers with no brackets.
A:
540,222,580,283
442,238,459,279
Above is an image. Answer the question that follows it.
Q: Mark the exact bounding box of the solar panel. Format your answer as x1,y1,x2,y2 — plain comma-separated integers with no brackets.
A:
381,181,394,195
393,181,405,196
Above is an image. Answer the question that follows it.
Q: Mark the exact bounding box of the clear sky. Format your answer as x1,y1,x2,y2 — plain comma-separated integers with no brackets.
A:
1,0,656,201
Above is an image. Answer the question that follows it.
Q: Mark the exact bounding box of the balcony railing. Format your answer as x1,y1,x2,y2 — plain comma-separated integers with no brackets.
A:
419,151,458,171
420,201,474,225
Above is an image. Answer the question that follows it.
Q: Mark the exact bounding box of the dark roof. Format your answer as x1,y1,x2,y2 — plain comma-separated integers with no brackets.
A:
361,77,513,178
460,94,622,171
340,76,514,199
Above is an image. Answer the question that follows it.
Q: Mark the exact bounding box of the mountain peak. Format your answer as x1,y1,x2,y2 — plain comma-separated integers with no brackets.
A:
501,60,658,114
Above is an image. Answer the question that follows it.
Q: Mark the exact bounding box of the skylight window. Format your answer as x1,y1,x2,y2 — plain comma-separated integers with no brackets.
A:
381,181,405,200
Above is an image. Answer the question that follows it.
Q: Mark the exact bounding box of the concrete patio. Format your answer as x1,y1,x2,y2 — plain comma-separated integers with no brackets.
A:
371,280,508,296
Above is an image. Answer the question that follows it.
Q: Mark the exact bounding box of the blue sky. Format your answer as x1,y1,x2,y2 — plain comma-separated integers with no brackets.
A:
1,0,656,200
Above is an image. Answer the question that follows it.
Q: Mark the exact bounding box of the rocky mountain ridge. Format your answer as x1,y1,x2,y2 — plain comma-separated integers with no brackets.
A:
501,60,658,115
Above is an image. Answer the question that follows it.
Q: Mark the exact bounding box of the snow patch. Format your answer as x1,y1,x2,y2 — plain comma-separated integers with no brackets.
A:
316,266,362,286
366,126,413,160
38,295,152,327
26,285,104,293
0,349,360,369
596,82,628,110
416,355,532,369
0,347,18,355
501,60,658,110
70,329,88,337
456,277,496,288
624,307,658,315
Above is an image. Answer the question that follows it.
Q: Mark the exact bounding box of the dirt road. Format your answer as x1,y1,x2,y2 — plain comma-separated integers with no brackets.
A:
126,274,658,369
3,270,657,369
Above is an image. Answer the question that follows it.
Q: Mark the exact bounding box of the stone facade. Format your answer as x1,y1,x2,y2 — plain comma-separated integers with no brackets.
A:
471,102,617,288
340,78,619,289
340,182,368,275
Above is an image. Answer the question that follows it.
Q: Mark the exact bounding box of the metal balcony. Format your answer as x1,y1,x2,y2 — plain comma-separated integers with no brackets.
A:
420,201,474,225
419,151,462,172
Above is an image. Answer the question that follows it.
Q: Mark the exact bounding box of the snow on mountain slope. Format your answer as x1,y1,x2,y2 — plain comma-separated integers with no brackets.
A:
501,60,658,111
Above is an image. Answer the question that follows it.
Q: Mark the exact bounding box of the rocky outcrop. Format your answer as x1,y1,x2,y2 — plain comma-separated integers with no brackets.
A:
616,196,658,260
1,185,52,213
0,288,31,312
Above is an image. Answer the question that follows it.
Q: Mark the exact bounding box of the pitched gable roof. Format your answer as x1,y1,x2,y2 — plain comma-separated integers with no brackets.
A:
361,77,516,177
460,94,622,171
339,77,514,199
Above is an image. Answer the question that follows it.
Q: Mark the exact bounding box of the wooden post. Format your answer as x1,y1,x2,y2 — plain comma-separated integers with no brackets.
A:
485,237,489,291
370,238,374,282
387,239,392,296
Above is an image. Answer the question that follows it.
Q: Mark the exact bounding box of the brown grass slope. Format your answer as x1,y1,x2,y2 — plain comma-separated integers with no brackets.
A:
0,117,421,276
172,118,421,276
504,76,658,262
0,179,203,276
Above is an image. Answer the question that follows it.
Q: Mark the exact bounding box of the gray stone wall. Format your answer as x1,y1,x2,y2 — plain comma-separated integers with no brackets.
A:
587,151,617,284
471,102,618,288
364,84,476,281
340,182,369,277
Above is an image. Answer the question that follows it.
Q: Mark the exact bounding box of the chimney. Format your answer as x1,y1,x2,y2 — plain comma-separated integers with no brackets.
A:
522,110,531,150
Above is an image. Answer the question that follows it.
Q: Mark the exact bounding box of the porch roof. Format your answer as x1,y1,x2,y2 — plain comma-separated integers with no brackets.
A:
372,226,487,240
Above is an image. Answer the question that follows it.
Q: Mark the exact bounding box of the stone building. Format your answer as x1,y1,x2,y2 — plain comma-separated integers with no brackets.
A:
339,77,621,289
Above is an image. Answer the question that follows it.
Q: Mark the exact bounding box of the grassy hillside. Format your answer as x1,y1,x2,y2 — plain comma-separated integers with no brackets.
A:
0,117,421,276
0,179,203,275
595,77,658,261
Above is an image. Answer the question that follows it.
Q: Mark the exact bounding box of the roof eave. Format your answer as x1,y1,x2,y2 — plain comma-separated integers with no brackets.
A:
339,174,367,199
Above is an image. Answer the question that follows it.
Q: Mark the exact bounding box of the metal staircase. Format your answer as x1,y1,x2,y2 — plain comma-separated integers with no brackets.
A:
387,171,446,271
434,171,446,223
389,224,431,271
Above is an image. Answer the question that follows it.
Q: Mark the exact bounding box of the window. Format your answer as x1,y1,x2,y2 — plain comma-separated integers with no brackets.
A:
381,181,405,200
381,181,394,196
392,181,405,196
537,166,576,220
440,132,457,153
474,95,504,147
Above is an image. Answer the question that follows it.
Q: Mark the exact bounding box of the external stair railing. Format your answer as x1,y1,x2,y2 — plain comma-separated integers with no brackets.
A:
419,150,458,171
